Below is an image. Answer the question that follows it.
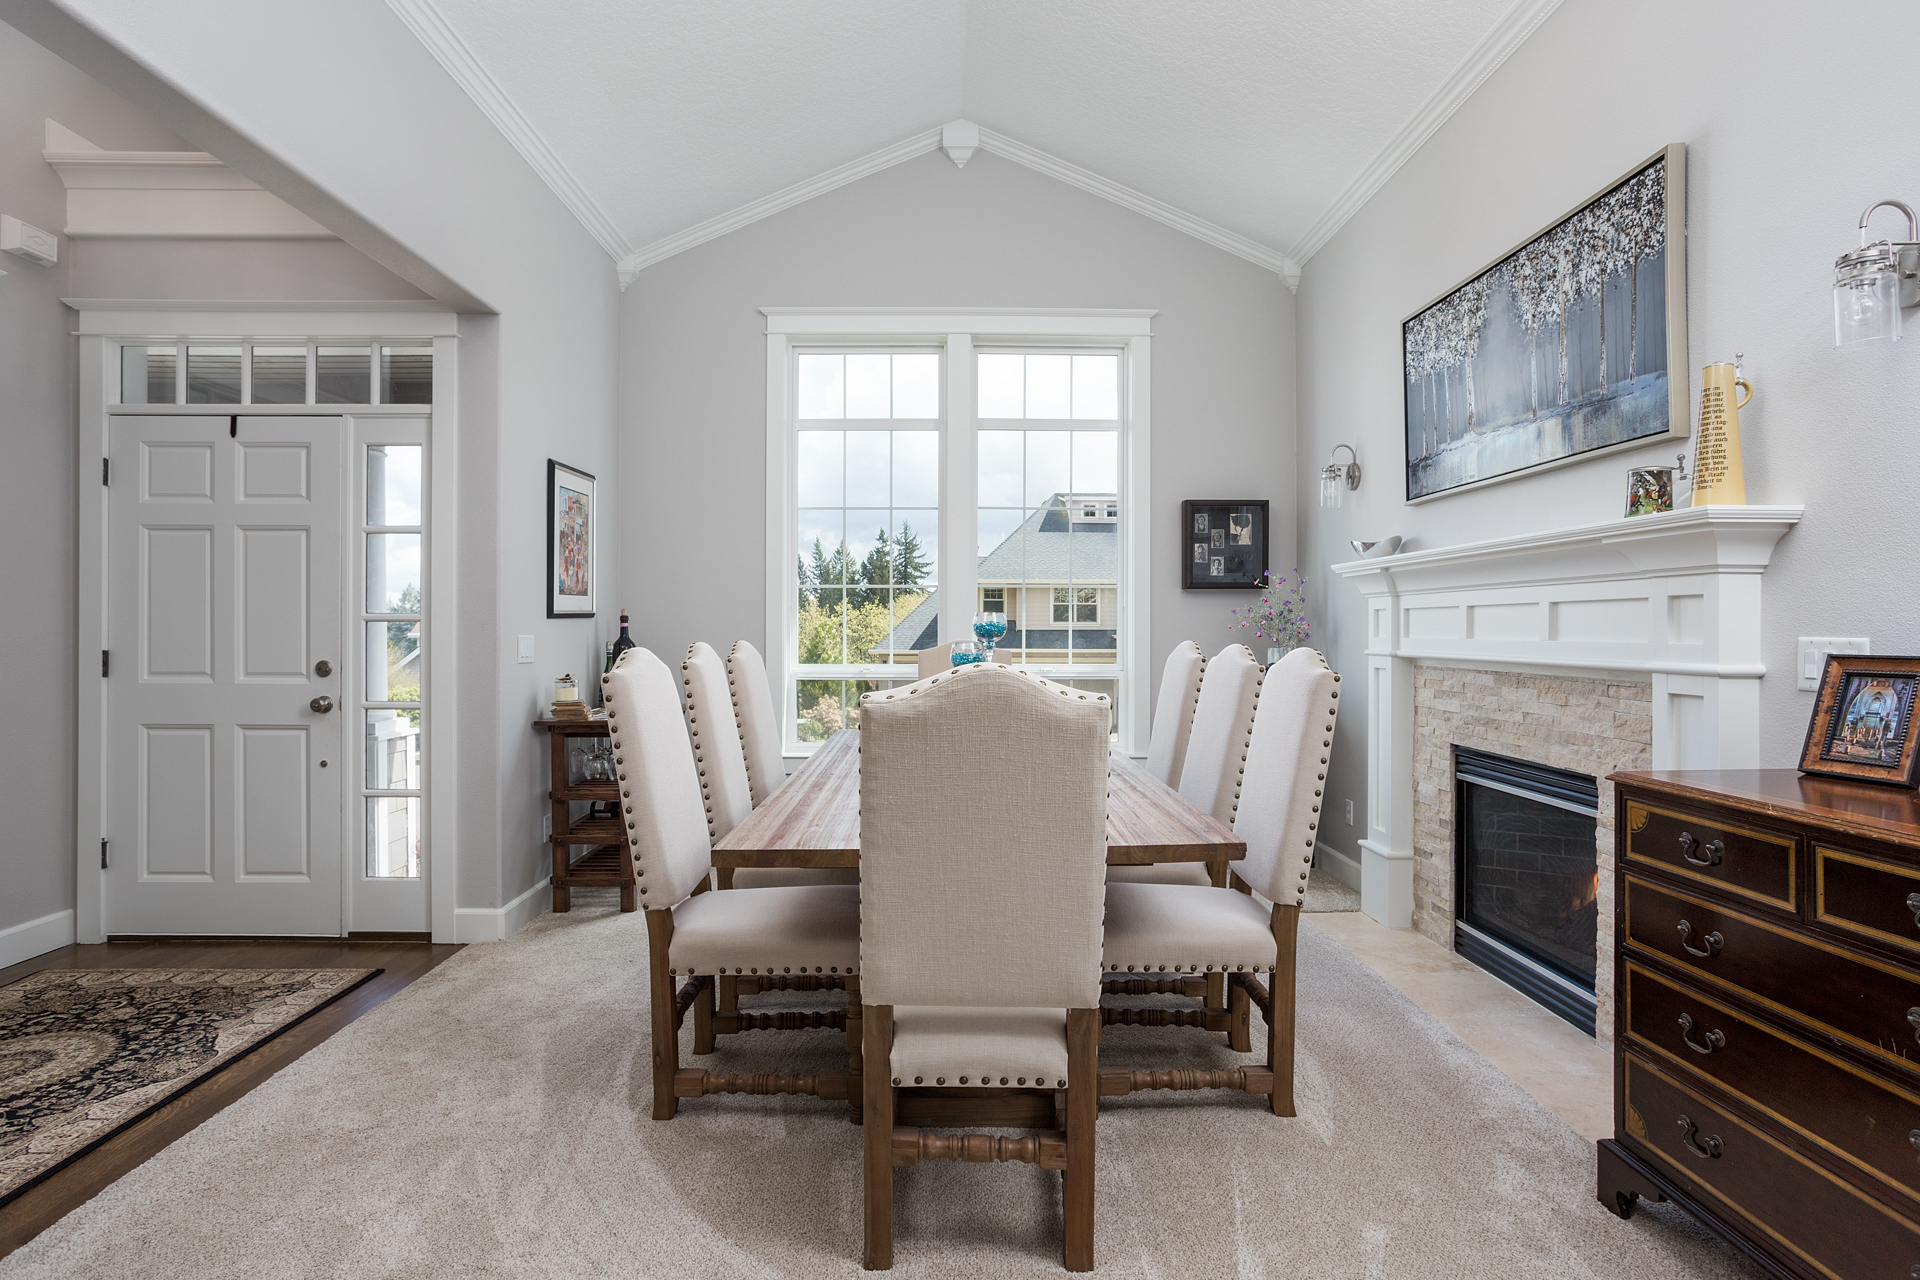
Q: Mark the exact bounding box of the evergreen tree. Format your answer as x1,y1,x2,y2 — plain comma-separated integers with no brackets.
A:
854,529,893,608
892,522,930,587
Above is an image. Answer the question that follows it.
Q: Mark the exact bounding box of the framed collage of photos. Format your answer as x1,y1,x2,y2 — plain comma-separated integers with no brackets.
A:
547,459,596,618
1799,654,1920,788
1181,500,1269,590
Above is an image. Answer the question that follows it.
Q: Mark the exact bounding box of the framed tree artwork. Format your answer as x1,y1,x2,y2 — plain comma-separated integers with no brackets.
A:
1403,144,1689,502
547,460,595,618
1181,500,1268,589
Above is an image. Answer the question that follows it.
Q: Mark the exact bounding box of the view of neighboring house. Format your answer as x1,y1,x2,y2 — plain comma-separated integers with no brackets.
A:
871,492,1119,664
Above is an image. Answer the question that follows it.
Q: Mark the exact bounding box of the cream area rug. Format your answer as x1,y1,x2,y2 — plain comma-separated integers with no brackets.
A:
1301,864,1361,912
0,895,1760,1279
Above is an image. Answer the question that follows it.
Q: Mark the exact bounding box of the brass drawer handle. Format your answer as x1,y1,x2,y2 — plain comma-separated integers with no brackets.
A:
1909,1128,1919,1157
1908,892,1920,930
1678,1012,1725,1055
1909,1007,1920,1046
1677,831,1724,867
1677,1115,1723,1159
1678,919,1724,958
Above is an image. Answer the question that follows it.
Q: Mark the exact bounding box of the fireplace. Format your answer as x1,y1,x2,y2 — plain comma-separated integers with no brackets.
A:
1452,746,1599,1035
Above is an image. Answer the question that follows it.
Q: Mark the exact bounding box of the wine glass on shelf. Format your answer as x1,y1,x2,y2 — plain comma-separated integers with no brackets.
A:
972,611,1007,658
949,640,984,666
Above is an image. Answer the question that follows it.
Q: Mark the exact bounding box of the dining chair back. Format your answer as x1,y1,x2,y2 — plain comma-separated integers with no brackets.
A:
1176,644,1263,825
725,640,784,807
681,642,752,842
1234,646,1341,907
856,663,1109,1270
1144,640,1206,788
602,647,713,909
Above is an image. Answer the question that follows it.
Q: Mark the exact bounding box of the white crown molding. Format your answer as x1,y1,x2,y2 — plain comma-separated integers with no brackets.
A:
617,128,946,287
384,0,633,263
1288,0,1564,264
620,120,1300,290
45,146,338,239
975,125,1299,288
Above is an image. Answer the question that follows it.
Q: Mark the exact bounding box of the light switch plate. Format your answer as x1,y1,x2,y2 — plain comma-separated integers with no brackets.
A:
541,814,552,841
1,215,57,266
1797,636,1869,691
516,634,535,664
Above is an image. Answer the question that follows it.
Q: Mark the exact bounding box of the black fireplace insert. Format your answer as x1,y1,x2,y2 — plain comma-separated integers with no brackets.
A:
1452,746,1599,1035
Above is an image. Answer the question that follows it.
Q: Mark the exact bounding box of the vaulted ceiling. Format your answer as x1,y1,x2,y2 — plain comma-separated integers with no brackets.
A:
394,0,1555,279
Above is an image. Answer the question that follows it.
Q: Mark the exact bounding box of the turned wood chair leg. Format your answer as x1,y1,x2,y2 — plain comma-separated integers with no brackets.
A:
646,909,679,1120
693,975,717,1055
862,1004,895,1270
845,976,864,1125
1268,903,1300,1117
1063,1007,1098,1272
1229,971,1251,1053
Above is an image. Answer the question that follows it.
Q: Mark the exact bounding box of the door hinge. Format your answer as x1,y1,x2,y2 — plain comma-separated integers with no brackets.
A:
100,838,109,870
102,650,109,678
102,457,109,486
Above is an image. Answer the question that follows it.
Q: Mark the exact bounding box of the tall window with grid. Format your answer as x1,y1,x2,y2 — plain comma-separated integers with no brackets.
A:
363,443,424,878
792,351,941,741
976,350,1122,720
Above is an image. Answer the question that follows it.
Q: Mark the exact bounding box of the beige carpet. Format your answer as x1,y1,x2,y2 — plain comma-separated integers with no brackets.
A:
1301,865,1361,912
0,894,1762,1279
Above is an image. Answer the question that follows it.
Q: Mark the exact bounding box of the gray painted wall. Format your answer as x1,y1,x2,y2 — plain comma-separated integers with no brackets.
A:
618,149,1296,731
1296,0,1920,872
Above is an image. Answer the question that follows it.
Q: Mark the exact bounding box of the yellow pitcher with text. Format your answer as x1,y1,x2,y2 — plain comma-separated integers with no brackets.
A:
1690,361,1752,506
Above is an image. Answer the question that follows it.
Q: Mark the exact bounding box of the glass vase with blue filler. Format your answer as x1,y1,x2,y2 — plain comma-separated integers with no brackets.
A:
949,640,984,666
972,611,1007,658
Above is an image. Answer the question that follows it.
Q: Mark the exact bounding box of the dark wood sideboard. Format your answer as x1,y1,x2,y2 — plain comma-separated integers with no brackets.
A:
1599,770,1920,1279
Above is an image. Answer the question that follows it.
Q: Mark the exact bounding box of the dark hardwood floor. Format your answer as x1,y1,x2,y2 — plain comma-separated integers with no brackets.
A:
0,937,461,1259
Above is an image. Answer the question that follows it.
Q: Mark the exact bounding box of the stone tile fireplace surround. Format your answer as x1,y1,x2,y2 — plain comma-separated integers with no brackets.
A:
1332,505,1802,1043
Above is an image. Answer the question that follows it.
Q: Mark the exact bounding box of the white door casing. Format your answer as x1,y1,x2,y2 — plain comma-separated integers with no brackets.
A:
106,415,345,936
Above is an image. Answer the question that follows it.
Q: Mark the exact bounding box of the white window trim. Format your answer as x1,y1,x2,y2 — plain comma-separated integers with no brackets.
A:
763,308,1154,760
72,301,460,944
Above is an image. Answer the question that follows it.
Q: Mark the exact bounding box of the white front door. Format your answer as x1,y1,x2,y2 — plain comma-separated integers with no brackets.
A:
106,415,345,936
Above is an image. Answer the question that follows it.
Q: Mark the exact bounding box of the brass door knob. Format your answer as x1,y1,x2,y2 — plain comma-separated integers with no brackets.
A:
310,695,335,714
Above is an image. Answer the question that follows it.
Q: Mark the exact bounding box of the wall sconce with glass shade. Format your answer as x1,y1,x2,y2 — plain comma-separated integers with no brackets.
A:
1320,444,1360,508
1835,200,1920,346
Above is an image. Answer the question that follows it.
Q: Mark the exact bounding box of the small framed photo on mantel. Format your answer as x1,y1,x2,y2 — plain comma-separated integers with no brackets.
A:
547,459,595,618
1181,500,1269,590
1799,654,1920,788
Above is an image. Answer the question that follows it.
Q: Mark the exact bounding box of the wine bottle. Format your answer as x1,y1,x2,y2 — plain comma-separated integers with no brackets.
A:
605,609,636,673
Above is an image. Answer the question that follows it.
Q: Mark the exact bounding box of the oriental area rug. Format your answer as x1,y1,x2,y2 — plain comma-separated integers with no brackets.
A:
0,968,377,1203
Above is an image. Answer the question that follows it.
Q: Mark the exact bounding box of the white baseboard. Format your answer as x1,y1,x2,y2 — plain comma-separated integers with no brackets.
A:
452,877,551,943
1316,842,1362,891
0,909,76,969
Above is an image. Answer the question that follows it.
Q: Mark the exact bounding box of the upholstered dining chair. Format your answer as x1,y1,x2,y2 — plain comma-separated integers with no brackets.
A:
1108,642,1258,890
1098,646,1340,1117
722,640,859,891
1144,640,1206,788
857,664,1110,1272
604,646,863,1120
913,641,1013,679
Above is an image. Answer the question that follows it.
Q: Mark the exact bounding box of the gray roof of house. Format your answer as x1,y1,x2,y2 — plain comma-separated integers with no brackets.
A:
871,495,1117,654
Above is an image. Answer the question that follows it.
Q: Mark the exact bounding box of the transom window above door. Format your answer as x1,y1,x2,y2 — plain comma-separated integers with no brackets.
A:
117,341,432,406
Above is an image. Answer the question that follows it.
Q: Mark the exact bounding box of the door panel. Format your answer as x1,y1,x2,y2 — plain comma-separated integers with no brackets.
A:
140,725,213,878
142,527,214,680
238,527,309,679
109,415,344,935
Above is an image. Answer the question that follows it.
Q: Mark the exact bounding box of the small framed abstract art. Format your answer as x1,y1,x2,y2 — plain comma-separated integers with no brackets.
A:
1799,654,1920,788
547,459,595,618
1181,500,1268,590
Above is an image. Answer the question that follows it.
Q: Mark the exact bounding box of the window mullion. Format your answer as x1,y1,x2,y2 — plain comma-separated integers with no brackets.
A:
940,333,975,656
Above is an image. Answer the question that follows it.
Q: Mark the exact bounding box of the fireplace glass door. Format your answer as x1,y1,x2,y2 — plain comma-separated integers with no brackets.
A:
1453,747,1599,1033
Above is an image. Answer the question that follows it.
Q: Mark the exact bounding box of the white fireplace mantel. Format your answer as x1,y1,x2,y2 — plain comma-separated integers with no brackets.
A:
1330,504,1802,927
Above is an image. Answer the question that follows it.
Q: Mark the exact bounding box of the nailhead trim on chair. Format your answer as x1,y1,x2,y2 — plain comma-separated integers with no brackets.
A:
681,645,724,841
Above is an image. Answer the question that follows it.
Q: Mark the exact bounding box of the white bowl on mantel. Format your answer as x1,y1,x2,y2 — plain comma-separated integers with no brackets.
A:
1349,537,1402,558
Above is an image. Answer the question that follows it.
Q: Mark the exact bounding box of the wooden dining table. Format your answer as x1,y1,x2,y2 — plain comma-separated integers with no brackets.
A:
711,727,1246,882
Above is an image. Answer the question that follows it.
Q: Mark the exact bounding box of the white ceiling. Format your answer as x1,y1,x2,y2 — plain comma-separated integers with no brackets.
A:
401,0,1550,275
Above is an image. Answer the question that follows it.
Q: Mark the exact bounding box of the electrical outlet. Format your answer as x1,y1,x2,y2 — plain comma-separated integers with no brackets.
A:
517,634,535,664
541,814,552,841
1345,799,1354,826
1797,636,1869,691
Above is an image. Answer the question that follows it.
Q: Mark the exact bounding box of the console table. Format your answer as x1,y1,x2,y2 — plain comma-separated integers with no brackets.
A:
534,718,636,912
1599,769,1920,1278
